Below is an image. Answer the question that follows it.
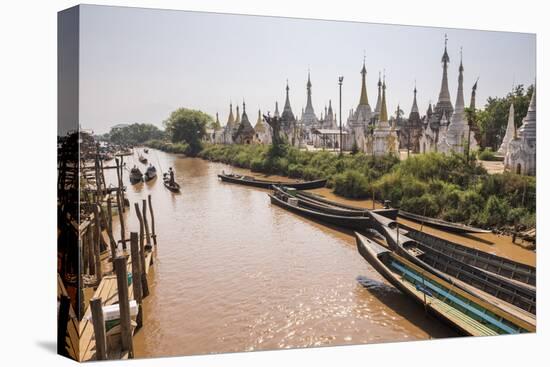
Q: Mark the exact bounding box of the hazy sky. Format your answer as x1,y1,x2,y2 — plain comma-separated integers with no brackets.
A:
79,5,536,134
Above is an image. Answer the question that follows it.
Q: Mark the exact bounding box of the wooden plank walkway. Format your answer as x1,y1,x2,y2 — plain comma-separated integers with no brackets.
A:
78,248,154,361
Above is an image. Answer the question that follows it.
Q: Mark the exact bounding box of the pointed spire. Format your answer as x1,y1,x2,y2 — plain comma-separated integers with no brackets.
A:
254,109,266,132
454,49,465,112
274,101,280,118
235,105,241,124
281,80,295,122
437,34,452,104
374,71,382,115
379,76,388,123
227,101,235,125
411,83,419,113
359,57,369,106
498,102,516,154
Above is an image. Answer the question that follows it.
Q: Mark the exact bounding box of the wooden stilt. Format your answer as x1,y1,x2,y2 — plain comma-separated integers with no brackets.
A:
142,199,151,250
114,256,133,358
147,194,157,246
129,232,143,328
134,203,149,298
90,297,108,360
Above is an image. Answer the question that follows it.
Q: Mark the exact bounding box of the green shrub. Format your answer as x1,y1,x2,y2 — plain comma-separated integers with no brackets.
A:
333,170,370,198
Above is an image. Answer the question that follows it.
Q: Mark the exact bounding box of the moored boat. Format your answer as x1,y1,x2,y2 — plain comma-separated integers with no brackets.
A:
129,167,143,185
404,228,536,287
269,190,373,231
144,165,157,182
397,209,491,234
143,148,149,153
369,212,536,315
355,232,534,336
218,172,327,190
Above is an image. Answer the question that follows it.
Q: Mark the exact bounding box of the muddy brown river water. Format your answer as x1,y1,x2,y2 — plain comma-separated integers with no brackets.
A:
108,149,534,358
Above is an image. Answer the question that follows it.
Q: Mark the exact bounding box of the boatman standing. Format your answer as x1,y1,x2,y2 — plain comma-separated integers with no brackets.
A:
168,167,175,185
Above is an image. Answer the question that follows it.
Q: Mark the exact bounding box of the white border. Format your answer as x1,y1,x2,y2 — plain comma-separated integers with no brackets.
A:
1,1,547,366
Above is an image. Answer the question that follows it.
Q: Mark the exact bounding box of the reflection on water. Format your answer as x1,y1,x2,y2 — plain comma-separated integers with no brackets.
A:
108,149,478,358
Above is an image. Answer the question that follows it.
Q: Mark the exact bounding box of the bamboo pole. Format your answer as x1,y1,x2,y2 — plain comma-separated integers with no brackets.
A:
119,156,125,213
142,199,152,250
105,199,117,259
129,232,143,328
113,256,133,358
90,297,107,360
134,203,149,298
116,189,126,250
87,229,95,276
93,205,103,282
147,194,157,246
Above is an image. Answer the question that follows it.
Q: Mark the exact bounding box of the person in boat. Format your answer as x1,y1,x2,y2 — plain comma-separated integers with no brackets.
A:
168,167,175,185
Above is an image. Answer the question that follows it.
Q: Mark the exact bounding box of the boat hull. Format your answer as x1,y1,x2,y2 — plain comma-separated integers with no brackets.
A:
355,233,534,336
218,174,327,190
269,193,372,231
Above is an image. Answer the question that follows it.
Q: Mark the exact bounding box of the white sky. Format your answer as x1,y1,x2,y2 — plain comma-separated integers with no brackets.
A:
78,5,536,134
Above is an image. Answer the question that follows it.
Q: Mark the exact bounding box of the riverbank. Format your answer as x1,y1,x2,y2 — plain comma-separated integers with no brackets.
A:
146,141,535,232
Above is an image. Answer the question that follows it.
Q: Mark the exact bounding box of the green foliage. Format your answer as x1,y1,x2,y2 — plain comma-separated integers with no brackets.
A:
477,148,499,161
333,170,370,198
164,108,212,156
107,123,164,146
194,144,535,229
476,84,534,150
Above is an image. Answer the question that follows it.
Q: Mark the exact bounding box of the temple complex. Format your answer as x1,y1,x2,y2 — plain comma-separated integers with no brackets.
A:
504,88,536,175
253,109,272,144
346,59,373,151
233,102,255,144
222,102,236,144
498,103,516,156
372,78,398,156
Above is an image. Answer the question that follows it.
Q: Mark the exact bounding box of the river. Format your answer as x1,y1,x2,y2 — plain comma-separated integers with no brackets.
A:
107,149,534,358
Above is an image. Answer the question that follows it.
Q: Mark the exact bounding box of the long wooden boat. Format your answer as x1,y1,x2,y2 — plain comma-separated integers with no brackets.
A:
163,173,180,192
397,209,491,234
369,213,536,315
371,211,536,286
218,172,327,190
274,186,399,220
355,232,534,336
269,192,373,231
405,229,536,287
296,191,369,211
301,190,492,234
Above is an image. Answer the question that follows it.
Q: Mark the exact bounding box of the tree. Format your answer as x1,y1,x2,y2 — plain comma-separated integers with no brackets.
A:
164,108,211,156
107,123,164,146
476,84,534,150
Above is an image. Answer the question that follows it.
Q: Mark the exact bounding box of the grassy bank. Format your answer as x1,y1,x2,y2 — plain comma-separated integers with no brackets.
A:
149,141,535,230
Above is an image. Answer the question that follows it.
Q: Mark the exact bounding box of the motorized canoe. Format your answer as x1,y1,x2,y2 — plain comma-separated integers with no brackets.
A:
163,173,180,192
404,228,536,287
355,232,534,336
397,209,491,234
370,211,536,286
218,172,326,190
269,191,372,231
369,212,536,315
274,186,398,220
